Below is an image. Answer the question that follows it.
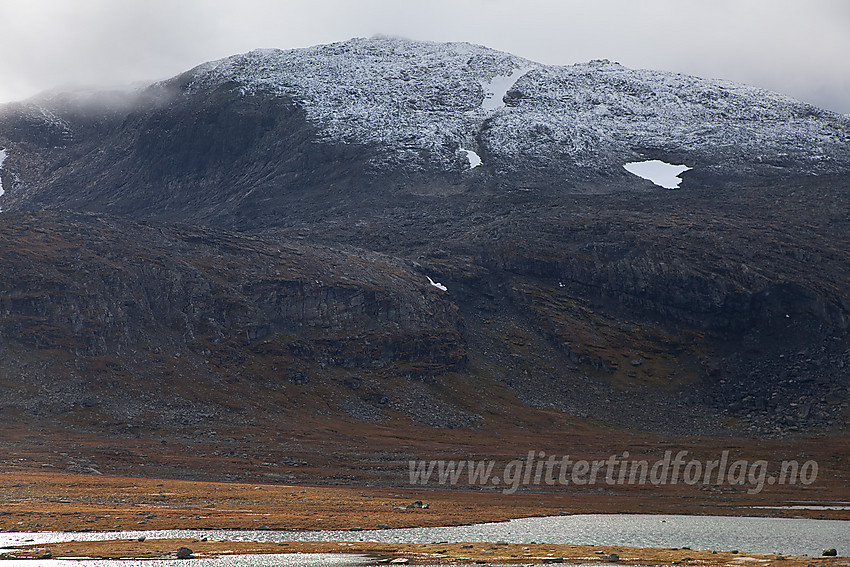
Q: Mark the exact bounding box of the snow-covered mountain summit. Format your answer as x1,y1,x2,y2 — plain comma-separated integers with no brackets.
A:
169,37,850,179
1,37,849,221
173,37,538,172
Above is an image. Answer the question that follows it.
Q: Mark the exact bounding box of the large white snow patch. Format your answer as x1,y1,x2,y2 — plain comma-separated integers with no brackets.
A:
461,148,482,169
624,159,691,189
480,67,532,111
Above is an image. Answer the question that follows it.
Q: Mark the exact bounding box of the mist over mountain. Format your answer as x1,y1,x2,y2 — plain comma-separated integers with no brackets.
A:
0,38,848,449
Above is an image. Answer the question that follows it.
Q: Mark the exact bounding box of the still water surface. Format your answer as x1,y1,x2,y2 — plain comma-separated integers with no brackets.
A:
0,554,371,566
2,514,847,561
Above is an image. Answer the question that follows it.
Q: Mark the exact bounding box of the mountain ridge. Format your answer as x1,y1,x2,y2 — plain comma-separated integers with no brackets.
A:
1,37,849,222
164,37,850,178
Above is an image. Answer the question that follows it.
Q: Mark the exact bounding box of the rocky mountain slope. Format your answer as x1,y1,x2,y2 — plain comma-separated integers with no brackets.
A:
0,38,848,448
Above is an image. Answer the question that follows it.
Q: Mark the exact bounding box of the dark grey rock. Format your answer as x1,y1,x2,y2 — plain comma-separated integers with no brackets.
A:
176,547,193,559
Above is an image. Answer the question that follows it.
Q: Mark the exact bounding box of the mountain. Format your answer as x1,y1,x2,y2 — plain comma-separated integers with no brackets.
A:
0,39,849,478
1,38,848,227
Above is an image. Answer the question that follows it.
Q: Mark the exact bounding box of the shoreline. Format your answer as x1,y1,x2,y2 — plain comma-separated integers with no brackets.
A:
1,470,848,535
2,538,847,565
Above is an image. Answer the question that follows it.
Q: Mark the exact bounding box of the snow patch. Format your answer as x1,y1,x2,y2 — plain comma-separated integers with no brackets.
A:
624,159,691,189
461,148,482,169
480,67,532,111
0,148,7,211
427,276,447,292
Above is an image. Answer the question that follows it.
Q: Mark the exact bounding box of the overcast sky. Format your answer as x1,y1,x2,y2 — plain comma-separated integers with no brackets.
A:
1,0,848,113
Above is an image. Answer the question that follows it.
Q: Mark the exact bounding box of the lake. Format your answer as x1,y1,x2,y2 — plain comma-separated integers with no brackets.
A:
0,554,372,567
2,514,846,559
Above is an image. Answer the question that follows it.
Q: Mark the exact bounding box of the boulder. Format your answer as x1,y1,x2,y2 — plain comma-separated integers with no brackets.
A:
176,547,193,559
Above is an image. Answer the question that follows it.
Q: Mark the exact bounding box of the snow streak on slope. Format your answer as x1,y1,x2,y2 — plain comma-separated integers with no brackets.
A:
0,148,7,211
173,38,849,179
427,276,448,292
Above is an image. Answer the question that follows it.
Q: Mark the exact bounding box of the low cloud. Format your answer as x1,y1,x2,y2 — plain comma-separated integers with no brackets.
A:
1,0,848,113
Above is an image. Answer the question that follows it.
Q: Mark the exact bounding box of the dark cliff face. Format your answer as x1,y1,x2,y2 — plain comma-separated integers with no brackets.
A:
0,212,465,361
0,212,470,429
0,40,848,439
1,186,848,437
